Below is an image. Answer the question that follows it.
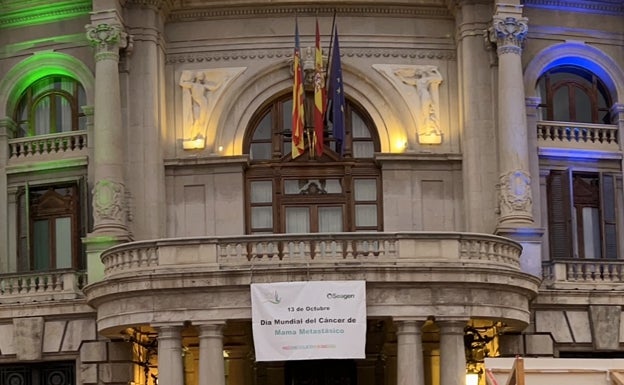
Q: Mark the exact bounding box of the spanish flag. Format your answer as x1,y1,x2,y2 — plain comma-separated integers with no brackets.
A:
291,20,305,159
313,19,326,157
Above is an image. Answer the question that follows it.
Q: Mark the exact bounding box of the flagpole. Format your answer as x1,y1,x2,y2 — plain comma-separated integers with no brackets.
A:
325,10,337,84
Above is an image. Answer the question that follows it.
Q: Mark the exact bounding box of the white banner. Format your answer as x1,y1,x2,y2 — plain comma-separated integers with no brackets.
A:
251,280,366,361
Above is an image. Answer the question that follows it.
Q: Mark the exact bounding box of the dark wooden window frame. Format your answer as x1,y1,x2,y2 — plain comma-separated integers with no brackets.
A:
14,75,85,137
17,182,84,271
547,169,618,259
539,66,612,124
244,92,382,234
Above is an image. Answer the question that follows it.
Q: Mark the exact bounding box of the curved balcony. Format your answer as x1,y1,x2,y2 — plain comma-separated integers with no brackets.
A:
85,232,541,335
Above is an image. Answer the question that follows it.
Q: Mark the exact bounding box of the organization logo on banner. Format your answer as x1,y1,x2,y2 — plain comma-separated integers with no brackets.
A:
251,280,366,361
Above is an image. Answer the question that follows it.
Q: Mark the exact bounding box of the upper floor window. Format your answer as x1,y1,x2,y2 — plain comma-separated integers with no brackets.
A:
17,181,84,271
538,66,612,124
547,170,618,259
14,75,87,137
244,93,381,234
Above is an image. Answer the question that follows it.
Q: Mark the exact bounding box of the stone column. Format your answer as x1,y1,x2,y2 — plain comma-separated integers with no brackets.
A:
438,321,466,385
198,323,226,385
396,320,425,385
156,325,185,385
490,6,534,228
85,22,131,239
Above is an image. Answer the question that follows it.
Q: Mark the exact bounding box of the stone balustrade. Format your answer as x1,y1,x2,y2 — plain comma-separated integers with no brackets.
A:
542,259,624,289
0,269,87,304
8,130,88,159
537,121,618,151
100,232,523,278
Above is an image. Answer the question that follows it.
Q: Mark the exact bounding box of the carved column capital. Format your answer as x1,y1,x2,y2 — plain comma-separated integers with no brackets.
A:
490,16,528,55
85,23,132,61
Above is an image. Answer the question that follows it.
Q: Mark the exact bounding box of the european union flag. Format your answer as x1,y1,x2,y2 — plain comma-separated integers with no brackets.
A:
327,26,345,155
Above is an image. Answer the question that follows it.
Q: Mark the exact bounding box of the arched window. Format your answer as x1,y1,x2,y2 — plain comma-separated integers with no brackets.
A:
13,75,87,137
244,93,382,234
537,66,612,124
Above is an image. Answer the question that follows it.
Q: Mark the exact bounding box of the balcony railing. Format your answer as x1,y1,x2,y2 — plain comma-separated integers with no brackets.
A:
0,270,87,304
100,232,523,278
8,130,88,159
542,259,624,289
537,121,619,152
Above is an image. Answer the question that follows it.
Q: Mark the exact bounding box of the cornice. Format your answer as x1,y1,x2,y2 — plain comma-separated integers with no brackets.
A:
169,4,452,22
522,0,624,16
166,47,457,64
0,0,91,30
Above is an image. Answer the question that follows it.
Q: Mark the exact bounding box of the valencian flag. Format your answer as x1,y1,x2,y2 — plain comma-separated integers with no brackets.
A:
327,26,346,155
313,19,326,157
291,19,306,158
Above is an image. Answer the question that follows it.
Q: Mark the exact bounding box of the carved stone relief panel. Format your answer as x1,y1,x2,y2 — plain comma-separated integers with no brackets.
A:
178,67,246,151
373,64,444,145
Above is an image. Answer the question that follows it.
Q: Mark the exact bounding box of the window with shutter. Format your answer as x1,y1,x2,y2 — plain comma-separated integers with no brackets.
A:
17,182,84,271
547,170,619,259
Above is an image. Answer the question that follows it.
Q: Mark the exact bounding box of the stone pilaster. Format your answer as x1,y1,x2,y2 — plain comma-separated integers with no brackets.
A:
156,325,185,385
198,323,226,385
125,4,165,240
85,22,131,239
490,6,534,227
438,321,466,385
395,320,425,385
0,118,15,273
455,2,499,233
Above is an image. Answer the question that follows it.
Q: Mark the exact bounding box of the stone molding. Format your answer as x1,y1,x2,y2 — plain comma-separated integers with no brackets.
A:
0,0,91,29
166,48,456,64
522,0,624,16
169,5,452,22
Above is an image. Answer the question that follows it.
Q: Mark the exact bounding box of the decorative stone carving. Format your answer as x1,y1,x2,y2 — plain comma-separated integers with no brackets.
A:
373,64,444,144
498,170,533,217
93,179,126,223
490,16,528,55
85,23,131,60
178,68,246,145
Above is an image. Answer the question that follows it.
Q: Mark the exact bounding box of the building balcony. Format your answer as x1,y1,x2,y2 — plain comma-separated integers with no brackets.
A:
542,259,624,290
0,269,87,305
7,130,88,167
537,121,620,157
85,232,541,335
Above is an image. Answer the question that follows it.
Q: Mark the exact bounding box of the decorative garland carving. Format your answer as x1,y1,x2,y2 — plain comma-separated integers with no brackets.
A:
93,179,126,223
497,170,533,216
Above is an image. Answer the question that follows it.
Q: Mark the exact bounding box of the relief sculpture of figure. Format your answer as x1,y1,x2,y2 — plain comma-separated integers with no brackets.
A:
394,66,443,137
179,71,226,135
